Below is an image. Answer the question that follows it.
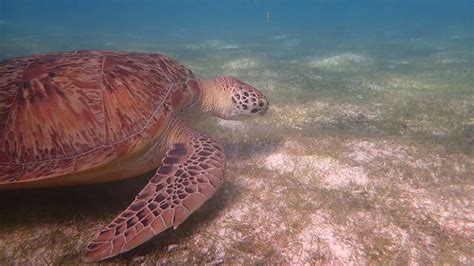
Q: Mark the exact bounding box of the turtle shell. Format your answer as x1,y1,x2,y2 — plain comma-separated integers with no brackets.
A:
0,50,201,186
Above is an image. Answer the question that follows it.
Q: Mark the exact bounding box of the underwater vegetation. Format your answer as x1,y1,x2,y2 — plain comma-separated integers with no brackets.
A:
0,0,473,264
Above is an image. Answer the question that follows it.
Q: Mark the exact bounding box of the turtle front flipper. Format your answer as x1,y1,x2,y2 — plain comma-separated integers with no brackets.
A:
83,130,225,262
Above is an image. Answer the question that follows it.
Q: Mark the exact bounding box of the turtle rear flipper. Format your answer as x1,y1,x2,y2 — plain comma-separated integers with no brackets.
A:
83,129,225,262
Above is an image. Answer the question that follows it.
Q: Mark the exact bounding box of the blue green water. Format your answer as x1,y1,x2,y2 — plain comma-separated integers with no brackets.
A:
1,0,473,60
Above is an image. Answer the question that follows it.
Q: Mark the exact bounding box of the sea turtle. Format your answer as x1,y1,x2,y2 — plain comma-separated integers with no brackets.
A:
0,50,268,261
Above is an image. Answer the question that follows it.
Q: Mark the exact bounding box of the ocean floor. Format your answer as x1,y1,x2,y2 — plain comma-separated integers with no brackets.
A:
0,30,473,264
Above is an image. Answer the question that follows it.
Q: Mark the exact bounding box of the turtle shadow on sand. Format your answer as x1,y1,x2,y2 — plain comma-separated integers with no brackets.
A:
0,173,152,227
0,170,235,261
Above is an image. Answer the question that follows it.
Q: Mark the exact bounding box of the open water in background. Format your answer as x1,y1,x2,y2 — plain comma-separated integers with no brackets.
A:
0,0,473,61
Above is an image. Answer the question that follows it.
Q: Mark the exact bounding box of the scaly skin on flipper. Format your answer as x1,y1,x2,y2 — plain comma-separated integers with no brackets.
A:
83,127,225,262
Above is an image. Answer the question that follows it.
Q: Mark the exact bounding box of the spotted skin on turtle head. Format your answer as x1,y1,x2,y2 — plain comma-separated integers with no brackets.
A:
230,79,269,117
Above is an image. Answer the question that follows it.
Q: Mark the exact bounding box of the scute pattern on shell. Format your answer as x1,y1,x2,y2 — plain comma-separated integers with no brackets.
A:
0,50,197,183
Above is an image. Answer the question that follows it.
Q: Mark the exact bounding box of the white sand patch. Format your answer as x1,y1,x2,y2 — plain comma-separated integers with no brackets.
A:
271,34,300,46
435,58,466,64
320,161,368,189
307,53,373,72
204,39,239,49
264,151,369,189
397,60,410,65
264,152,295,174
367,83,385,91
428,51,470,64
386,77,431,90
217,119,246,130
223,58,261,71
348,140,408,164
184,39,240,50
271,34,288,40
281,38,301,49
183,44,201,50
287,211,363,264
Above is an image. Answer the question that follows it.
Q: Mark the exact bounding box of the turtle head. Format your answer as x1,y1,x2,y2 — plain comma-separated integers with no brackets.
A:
200,76,269,120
